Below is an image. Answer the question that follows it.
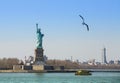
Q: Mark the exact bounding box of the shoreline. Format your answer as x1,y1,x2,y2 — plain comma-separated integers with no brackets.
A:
0,69,120,73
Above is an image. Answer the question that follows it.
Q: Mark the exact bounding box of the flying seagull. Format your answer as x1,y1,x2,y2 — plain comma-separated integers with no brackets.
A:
79,15,89,31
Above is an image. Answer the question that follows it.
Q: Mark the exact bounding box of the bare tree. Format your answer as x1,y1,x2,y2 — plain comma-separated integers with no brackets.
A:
0,58,20,69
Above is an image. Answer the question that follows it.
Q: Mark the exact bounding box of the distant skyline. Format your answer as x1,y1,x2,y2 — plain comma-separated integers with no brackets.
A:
0,0,120,62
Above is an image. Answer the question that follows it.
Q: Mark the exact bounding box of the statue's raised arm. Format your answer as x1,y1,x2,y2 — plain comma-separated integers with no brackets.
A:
36,23,44,48
36,23,39,32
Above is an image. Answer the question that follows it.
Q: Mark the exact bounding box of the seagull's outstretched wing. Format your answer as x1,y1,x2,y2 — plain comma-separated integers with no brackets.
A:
79,14,89,31
82,22,89,31
79,15,84,23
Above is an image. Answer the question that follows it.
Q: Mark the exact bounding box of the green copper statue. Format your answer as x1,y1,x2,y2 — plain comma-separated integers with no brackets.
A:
36,23,44,48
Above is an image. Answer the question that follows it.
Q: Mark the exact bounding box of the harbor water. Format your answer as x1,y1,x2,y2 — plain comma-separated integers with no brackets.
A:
0,72,120,83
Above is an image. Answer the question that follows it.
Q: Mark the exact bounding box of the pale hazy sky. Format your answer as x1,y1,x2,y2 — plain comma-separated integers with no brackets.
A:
0,0,120,62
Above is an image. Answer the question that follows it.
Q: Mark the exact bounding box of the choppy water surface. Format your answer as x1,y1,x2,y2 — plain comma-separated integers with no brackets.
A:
0,72,120,83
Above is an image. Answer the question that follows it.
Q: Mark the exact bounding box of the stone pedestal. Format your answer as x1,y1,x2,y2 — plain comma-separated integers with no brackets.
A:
34,48,45,65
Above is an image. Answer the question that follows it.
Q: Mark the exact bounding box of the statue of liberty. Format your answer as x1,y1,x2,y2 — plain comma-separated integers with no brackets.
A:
36,23,44,48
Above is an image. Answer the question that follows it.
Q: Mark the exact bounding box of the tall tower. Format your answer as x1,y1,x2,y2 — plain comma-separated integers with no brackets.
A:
102,47,107,64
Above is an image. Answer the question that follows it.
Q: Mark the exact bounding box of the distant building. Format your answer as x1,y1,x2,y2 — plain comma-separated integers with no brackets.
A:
88,59,95,65
114,60,120,64
76,59,79,63
102,47,107,64
109,60,114,64
95,62,101,65
82,62,88,64
65,59,71,62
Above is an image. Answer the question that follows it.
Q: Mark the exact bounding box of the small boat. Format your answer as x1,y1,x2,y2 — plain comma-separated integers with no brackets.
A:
75,70,92,75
